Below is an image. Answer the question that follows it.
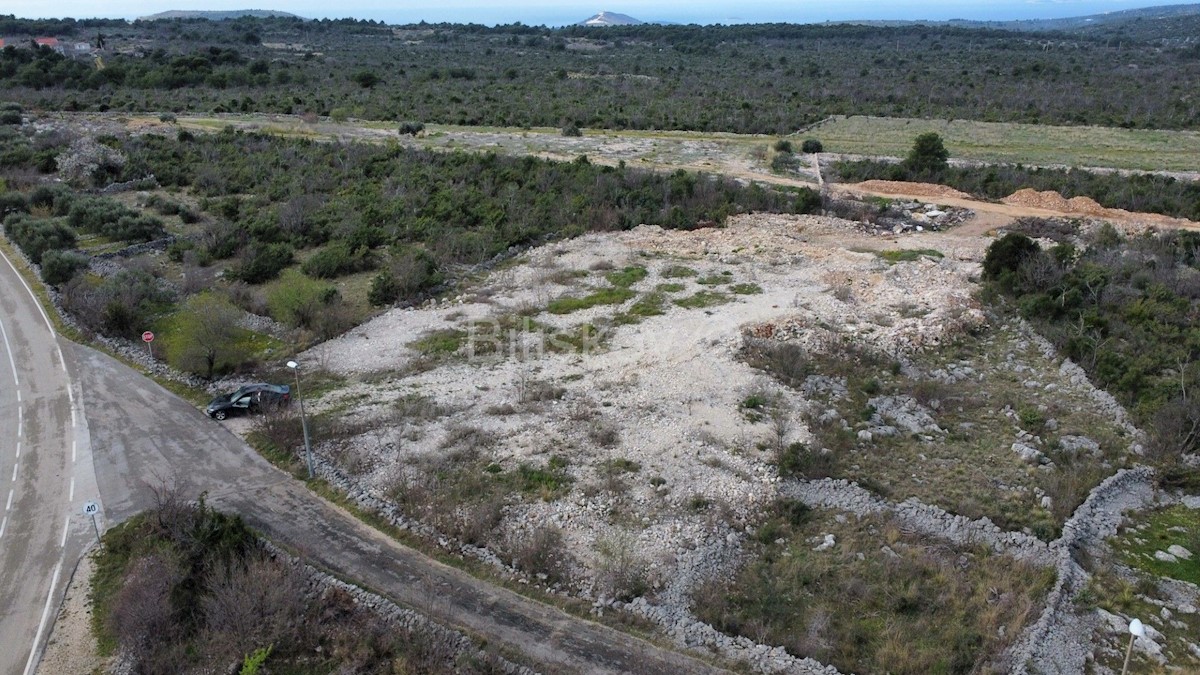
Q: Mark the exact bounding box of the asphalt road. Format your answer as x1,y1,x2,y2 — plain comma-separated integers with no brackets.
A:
68,341,729,674
0,250,98,675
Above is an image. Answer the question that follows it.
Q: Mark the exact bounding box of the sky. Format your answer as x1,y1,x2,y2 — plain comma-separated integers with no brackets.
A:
4,0,1197,26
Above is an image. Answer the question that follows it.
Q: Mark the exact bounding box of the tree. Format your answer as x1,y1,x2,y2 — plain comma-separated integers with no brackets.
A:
982,232,1040,288
904,132,949,175
398,121,424,136
350,70,379,88
40,249,89,286
266,268,338,328
166,292,247,379
801,138,823,153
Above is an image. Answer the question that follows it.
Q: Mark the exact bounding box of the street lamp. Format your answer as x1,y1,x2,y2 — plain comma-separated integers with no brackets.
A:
1121,618,1145,675
286,360,314,479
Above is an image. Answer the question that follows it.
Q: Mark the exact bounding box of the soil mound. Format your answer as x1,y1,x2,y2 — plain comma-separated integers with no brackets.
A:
853,180,972,200
1002,189,1107,216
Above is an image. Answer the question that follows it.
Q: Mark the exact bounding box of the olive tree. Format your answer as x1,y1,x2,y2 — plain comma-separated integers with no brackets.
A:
166,292,247,379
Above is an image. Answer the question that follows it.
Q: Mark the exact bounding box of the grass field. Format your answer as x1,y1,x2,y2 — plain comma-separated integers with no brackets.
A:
169,112,1200,178
809,115,1200,172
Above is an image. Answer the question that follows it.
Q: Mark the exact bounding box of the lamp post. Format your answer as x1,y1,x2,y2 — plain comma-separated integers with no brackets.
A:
286,360,314,479
1121,617,1145,675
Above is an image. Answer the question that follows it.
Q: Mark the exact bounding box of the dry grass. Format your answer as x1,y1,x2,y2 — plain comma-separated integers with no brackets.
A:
747,321,1131,537
814,115,1200,172
693,506,1054,675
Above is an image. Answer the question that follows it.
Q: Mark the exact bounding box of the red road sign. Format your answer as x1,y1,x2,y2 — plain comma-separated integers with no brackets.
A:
142,331,155,342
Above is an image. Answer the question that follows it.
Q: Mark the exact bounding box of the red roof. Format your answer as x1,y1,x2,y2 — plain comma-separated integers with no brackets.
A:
35,37,59,47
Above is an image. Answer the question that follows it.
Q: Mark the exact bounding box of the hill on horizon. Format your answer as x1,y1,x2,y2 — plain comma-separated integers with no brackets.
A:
138,9,302,21
577,11,644,26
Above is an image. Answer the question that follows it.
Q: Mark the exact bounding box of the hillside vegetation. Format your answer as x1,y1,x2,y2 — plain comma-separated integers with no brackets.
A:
0,16,1198,131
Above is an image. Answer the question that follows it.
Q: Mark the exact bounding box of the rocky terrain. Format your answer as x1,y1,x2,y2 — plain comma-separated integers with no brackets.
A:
279,206,1200,673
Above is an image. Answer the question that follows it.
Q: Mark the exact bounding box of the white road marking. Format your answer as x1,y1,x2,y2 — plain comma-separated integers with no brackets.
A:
22,557,62,675
5,489,12,511
60,515,69,548
0,246,57,338
0,315,18,387
16,407,21,438
67,387,73,405
70,407,76,428
15,389,20,403
10,464,16,481
0,515,6,538
71,440,76,464
68,477,74,501
57,347,66,372
14,441,18,459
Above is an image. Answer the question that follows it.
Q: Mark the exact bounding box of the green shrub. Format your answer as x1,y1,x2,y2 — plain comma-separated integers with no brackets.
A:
231,242,293,284
0,110,21,125
4,214,77,263
773,139,793,153
730,283,763,295
673,290,729,308
67,197,165,243
982,233,1040,287
40,249,89,286
398,121,425,136
801,138,824,153
28,184,74,215
878,249,944,264
301,241,374,279
367,245,441,306
777,442,837,478
660,265,697,278
770,153,803,173
547,287,635,314
604,266,648,288
561,122,582,137
267,268,338,328
166,239,196,262
904,132,950,176
0,191,28,217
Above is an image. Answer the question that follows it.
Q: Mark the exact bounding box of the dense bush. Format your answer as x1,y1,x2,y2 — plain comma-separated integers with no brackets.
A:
981,232,1041,289
266,268,338,328
301,241,374,279
398,121,425,136
115,131,817,285
229,242,292,284
983,228,1200,456
367,245,442,306
4,214,77,263
93,491,510,673
801,138,824,153
39,249,89,286
3,18,1200,133
0,190,28,217
67,197,165,243
60,268,175,338
27,184,74,215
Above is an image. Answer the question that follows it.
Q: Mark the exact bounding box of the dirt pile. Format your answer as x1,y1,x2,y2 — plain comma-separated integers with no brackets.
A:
852,180,973,200
1002,189,1108,217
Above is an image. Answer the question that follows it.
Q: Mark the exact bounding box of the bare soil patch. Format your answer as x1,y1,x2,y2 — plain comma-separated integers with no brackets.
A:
852,179,973,200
